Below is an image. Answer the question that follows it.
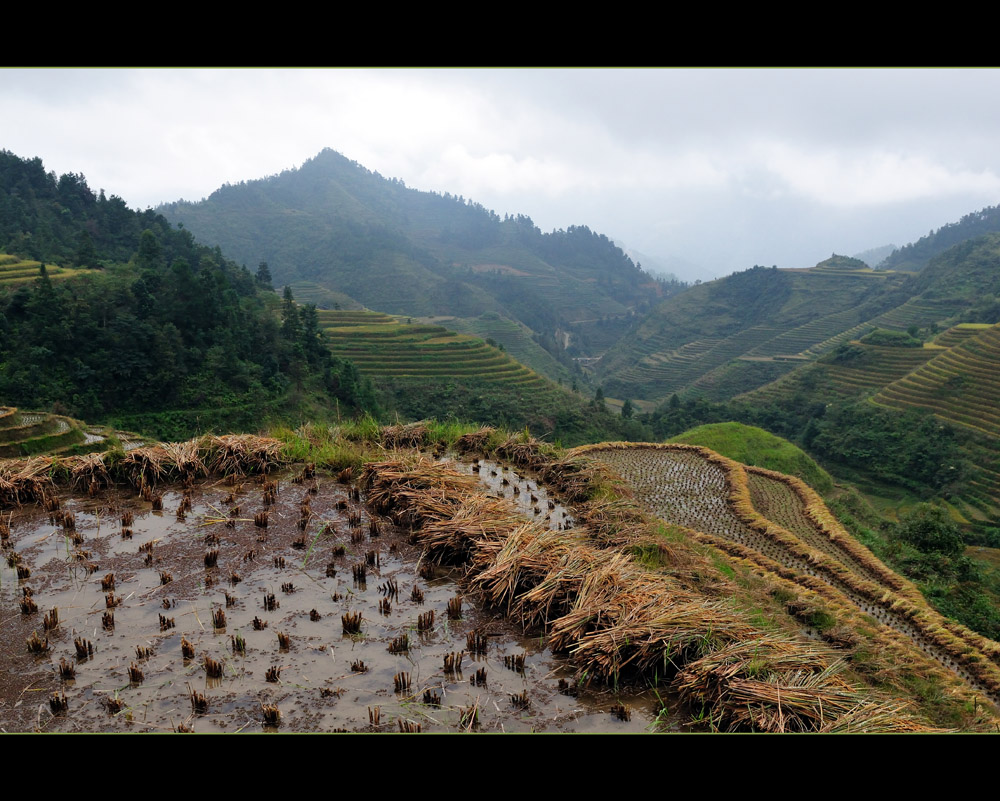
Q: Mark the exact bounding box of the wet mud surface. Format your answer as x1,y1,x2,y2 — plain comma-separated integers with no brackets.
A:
0,462,674,733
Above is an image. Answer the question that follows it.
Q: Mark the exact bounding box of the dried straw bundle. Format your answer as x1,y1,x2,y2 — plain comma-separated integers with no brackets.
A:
494,435,552,472
574,496,645,547
538,455,614,503
162,440,207,480
361,457,478,528
68,452,110,492
121,445,170,487
469,523,581,620
674,642,929,732
0,457,55,508
380,423,429,450
202,434,283,476
418,495,526,564
455,426,496,454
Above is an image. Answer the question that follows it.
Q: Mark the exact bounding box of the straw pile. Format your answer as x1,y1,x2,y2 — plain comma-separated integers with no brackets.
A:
1,434,286,508
537,454,616,503
121,445,171,487
0,456,54,507
673,642,931,732
494,434,554,472
69,452,111,492
201,434,283,476
162,439,207,480
380,423,429,450
455,426,496,455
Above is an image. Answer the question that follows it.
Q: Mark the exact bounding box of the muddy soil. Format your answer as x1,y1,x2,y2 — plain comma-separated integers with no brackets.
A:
0,463,675,733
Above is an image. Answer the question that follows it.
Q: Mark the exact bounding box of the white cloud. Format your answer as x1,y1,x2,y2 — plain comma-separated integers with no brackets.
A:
752,142,1000,207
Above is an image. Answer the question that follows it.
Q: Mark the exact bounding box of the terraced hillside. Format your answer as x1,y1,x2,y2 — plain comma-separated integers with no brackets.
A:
318,310,552,387
801,341,939,399
579,442,1000,709
600,234,1000,407
599,261,911,404
287,280,363,311
0,406,92,458
0,254,97,286
740,323,977,407
426,312,573,386
733,324,1000,541
873,323,1000,438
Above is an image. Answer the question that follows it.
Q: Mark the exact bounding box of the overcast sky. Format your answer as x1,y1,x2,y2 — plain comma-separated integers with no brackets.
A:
4,68,1000,281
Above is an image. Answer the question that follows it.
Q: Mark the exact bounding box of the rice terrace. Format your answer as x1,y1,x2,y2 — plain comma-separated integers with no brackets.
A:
9,83,1000,739
2,422,998,733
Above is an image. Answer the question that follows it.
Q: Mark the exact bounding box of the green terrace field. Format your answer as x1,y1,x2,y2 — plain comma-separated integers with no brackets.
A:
822,343,940,397
287,280,364,311
873,323,1000,438
601,261,980,407
0,406,99,458
737,324,1000,541
424,312,573,385
741,321,990,407
317,310,562,390
0,254,99,286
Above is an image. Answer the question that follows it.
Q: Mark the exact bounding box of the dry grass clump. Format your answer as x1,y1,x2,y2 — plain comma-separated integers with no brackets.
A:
69,452,110,493
361,456,479,531
674,639,930,733
538,454,617,503
418,495,526,564
574,496,647,548
122,445,170,487
162,440,207,481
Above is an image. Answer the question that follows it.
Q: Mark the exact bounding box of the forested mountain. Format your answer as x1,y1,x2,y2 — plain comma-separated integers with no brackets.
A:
0,150,654,446
881,204,1000,272
160,148,677,360
0,150,376,438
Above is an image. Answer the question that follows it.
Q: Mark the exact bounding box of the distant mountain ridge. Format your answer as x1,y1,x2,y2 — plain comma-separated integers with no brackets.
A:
159,148,672,358
882,203,1000,272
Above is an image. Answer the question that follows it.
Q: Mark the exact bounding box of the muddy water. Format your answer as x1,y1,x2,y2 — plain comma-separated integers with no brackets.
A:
0,469,674,733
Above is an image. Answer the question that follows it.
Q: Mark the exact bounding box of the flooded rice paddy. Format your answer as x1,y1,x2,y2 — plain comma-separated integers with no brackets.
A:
0,460,672,733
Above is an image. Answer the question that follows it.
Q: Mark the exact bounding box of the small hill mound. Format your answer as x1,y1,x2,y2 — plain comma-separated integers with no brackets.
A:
668,422,833,493
811,254,872,272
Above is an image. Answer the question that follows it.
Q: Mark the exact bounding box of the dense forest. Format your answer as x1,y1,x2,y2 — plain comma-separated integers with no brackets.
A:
0,150,376,437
